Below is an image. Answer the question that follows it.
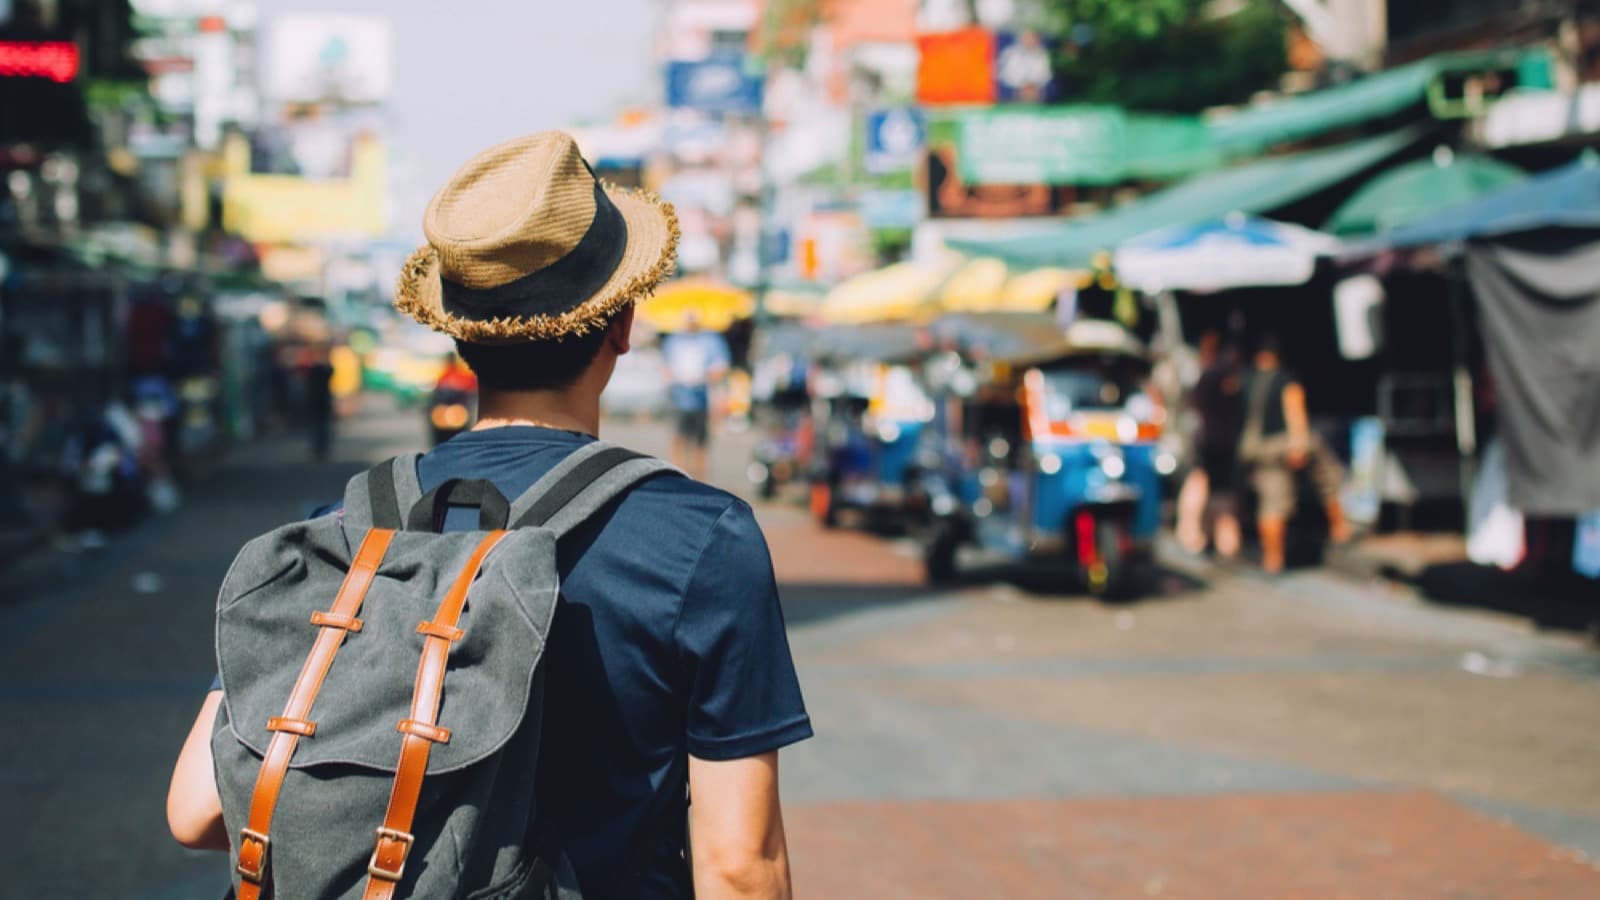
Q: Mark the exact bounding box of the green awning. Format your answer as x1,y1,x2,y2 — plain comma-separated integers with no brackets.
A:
946,128,1419,270
1325,153,1527,236
1208,50,1522,156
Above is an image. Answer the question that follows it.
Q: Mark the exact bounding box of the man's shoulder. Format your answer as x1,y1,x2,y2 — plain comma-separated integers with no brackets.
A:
622,469,751,530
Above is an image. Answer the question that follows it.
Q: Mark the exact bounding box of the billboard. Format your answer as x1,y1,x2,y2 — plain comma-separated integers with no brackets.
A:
995,31,1056,103
221,133,389,242
266,15,392,104
916,28,994,105
926,142,1072,219
665,56,763,115
956,107,1123,186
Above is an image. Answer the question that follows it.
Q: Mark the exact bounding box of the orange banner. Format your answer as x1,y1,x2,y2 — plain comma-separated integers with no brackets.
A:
916,28,995,105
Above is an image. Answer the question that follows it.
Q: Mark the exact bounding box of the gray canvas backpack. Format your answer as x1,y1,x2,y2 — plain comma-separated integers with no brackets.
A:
211,442,677,900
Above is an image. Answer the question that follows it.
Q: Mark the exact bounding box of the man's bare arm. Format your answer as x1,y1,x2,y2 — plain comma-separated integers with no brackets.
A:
167,690,230,851
1283,381,1311,466
688,752,793,899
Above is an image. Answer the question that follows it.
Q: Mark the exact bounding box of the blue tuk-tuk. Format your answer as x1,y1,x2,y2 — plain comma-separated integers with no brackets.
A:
806,323,935,529
919,317,1173,596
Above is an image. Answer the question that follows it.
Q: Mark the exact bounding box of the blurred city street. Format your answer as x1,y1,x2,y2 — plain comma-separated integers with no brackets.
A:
5,0,1600,897
2,401,1597,899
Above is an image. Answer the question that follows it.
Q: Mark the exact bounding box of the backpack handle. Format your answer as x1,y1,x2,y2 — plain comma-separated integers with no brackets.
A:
406,479,510,532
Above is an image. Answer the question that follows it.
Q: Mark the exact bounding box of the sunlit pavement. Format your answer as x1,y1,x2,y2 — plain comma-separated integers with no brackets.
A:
2,398,1597,899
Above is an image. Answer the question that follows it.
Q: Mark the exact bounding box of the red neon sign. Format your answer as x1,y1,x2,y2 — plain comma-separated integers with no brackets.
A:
0,41,81,83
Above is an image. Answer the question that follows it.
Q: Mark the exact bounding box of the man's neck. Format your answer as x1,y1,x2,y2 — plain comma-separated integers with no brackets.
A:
474,388,600,437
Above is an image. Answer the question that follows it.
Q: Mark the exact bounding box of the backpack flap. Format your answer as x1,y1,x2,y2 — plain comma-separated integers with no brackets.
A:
216,517,560,774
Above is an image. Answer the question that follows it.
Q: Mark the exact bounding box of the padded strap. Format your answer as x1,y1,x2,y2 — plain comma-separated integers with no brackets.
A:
505,441,621,524
236,528,395,900
362,530,509,900
509,443,679,538
343,455,423,536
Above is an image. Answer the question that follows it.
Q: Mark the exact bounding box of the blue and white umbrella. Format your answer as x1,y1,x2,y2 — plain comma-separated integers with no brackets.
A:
1113,213,1341,293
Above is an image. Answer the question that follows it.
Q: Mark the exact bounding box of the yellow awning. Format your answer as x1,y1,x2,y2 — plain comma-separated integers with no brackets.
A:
999,267,1078,312
938,257,1010,313
638,280,755,332
819,261,952,325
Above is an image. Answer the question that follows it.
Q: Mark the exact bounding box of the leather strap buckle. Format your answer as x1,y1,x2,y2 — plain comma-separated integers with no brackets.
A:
415,620,464,642
397,718,451,743
266,716,317,737
368,827,414,882
310,610,364,632
236,828,271,883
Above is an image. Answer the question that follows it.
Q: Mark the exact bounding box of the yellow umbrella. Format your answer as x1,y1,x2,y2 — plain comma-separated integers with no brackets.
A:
819,261,953,325
639,279,755,332
762,285,828,319
938,257,1010,313
998,267,1079,312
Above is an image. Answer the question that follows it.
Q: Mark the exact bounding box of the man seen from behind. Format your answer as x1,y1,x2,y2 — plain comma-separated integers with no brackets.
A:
167,132,809,899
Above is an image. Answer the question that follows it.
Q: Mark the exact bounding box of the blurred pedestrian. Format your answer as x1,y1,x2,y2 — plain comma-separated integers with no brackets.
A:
661,310,729,481
1176,330,1244,559
1238,334,1351,573
168,132,806,900
300,345,335,461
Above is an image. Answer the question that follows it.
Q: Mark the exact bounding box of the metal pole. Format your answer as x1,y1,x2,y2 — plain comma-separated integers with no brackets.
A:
1448,261,1478,522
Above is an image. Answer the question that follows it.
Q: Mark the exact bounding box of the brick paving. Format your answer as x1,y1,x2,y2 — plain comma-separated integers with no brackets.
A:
788,792,1600,899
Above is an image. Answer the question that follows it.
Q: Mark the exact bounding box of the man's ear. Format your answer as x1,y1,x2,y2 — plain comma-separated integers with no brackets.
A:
607,306,635,355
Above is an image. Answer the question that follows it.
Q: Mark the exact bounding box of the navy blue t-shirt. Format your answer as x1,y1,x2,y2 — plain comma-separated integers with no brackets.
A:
219,427,811,899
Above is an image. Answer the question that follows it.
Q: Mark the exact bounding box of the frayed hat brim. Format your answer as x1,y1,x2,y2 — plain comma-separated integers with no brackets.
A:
395,184,680,344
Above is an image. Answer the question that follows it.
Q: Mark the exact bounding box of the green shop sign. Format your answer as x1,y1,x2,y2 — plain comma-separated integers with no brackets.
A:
955,106,1215,186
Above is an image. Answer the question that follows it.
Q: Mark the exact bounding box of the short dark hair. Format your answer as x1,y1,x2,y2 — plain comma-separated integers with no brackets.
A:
455,318,614,392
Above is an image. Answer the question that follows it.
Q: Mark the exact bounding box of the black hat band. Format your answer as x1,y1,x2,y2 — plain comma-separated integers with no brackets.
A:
438,180,628,321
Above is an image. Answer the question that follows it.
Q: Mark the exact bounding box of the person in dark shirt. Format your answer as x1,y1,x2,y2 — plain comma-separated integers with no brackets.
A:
1177,331,1244,559
168,132,809,899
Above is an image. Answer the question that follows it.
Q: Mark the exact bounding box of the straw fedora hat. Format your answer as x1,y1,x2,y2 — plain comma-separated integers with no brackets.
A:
395,131,679,344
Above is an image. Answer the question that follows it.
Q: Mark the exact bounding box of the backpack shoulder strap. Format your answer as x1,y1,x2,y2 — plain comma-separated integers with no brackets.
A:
508,441,680,537
342,453,424,535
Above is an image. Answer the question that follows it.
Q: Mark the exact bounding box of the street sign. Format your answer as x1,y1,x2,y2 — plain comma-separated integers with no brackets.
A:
863,108,926,175
665,56,764,115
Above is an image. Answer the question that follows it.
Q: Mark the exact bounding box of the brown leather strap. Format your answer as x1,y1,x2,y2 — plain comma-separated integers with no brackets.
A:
363,530,508,899
235,528,395,900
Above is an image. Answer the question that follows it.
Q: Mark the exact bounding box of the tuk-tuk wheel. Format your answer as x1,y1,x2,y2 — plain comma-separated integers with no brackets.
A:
1082,517,1131,600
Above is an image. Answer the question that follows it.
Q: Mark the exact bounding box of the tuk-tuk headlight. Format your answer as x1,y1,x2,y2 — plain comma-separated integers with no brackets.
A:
1101,455,1126,479
1155,451,1178,476
747,462,769,484
1039,453,1062,475
1116,416,1139,443
878,422,902,443
932,494,956,516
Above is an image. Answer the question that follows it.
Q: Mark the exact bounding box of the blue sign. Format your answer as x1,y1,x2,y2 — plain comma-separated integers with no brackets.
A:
863,108,926,174
859,189,925,230
665,57,764,115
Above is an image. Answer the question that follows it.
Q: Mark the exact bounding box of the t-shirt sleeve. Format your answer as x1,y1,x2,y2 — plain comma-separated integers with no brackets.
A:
677,501,812,761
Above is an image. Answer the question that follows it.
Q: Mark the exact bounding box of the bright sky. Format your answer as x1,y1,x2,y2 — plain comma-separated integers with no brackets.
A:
271,0,660,231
